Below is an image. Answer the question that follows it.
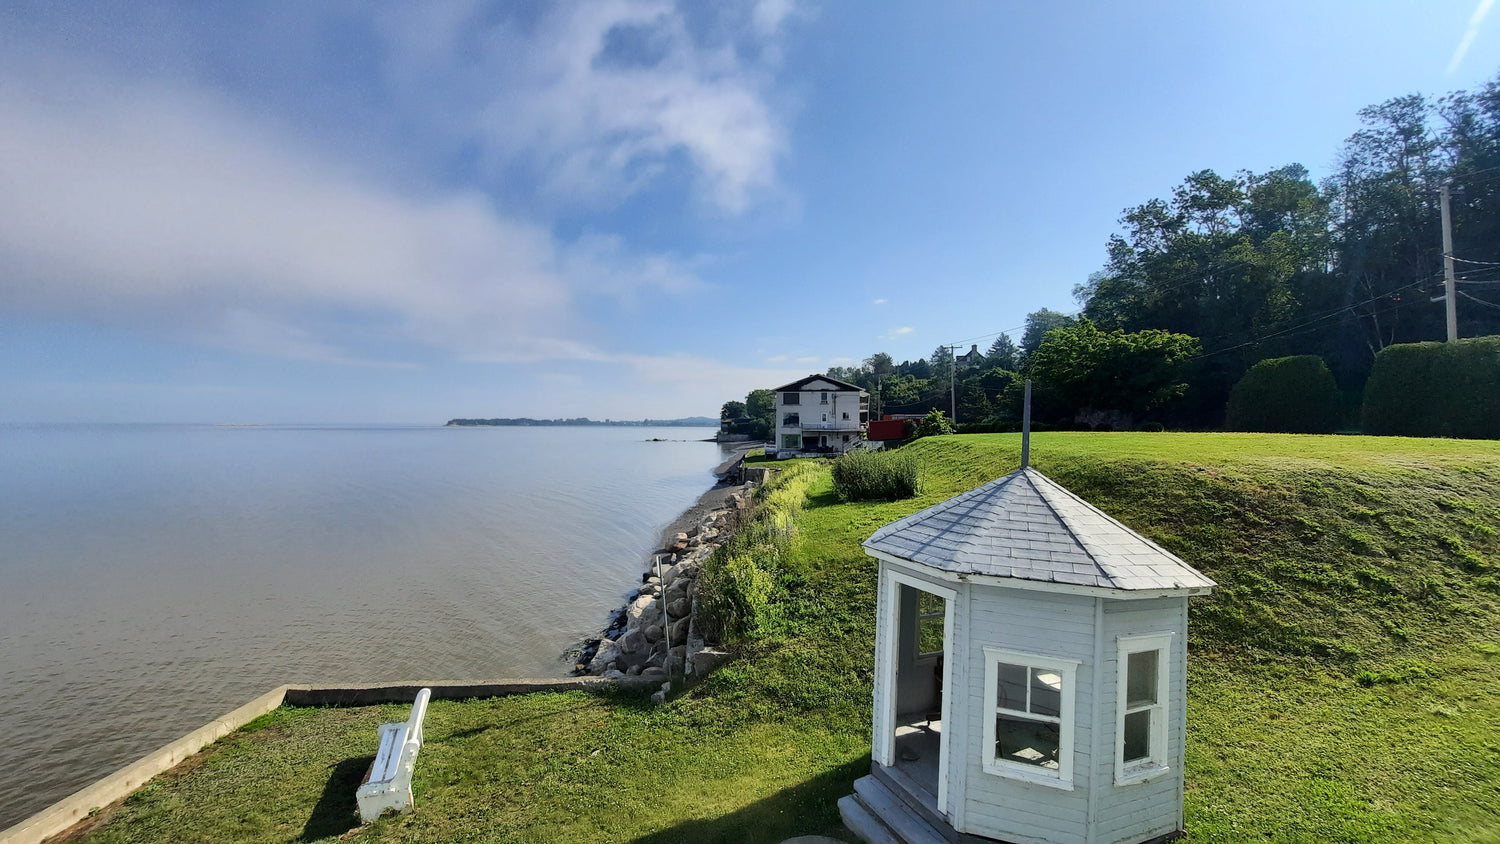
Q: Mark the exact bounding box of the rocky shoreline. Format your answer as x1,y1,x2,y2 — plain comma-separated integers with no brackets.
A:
571,444,765,695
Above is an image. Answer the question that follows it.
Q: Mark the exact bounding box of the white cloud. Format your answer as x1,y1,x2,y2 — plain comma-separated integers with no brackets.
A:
376,0,792,213
872,298,887,306
1449,0,1495,73
0,61,699,365
795,355,819,364
827,356,854,365
880,326,914,341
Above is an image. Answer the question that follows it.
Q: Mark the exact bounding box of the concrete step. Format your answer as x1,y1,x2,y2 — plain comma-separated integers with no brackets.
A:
849,776,949,844
838,793,899,844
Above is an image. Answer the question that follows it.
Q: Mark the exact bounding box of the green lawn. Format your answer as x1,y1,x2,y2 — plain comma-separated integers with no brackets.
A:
65,433,1500,843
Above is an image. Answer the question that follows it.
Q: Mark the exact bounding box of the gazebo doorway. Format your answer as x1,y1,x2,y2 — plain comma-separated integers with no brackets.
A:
875,572,955,815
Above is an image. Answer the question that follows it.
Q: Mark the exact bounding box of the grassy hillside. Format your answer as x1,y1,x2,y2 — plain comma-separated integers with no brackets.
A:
64,433,1500,843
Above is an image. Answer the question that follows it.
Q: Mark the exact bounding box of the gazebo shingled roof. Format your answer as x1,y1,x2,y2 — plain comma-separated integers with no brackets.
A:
863,466,1215,593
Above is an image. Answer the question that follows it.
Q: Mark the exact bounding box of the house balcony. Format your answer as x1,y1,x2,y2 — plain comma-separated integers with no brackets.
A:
799,421,865,432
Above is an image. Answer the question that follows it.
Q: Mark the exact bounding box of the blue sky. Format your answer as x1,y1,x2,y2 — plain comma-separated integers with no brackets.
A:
1,0,1496,423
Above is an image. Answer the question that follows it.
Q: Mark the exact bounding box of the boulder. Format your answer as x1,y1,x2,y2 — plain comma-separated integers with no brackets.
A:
670,532,690,551
686,525,701,538
668,645,686,674
644,624,664,644
641,666,667,678
666,597,690,619
669,617,690,646
626,665,642,676
601,669,626,679
588,639,621,674
618,628,647,655
691,646,732,677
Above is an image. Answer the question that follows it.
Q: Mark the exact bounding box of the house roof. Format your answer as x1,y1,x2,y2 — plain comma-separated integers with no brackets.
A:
864,467,1215,593
771,374,866,393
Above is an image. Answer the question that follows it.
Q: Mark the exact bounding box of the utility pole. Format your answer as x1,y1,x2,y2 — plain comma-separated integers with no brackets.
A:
948,345,957,425
1440,180,1458,342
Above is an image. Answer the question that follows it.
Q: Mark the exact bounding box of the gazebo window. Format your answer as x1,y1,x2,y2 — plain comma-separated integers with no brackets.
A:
982,647,1077,788
1116,633,1173,784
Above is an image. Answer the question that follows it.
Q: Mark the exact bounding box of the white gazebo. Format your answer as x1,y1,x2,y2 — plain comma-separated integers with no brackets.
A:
839,464,1215,844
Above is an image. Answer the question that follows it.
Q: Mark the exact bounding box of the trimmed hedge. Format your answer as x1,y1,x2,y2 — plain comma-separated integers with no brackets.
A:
1225,355,1340,434
1362,336,1500,439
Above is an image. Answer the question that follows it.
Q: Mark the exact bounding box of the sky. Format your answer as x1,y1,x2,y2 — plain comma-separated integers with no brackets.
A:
1,1,1496,424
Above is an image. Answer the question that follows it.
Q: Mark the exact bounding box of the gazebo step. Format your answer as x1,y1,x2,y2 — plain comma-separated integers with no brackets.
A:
846,776,949,844
839,793,900,844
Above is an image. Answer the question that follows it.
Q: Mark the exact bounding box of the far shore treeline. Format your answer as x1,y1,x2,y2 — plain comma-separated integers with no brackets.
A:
725,74,1500,437
446,417,717,427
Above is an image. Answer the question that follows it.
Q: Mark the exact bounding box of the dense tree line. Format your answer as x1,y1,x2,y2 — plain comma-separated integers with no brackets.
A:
792,73,1500,431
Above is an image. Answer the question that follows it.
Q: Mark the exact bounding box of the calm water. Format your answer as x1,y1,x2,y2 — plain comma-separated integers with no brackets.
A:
0,424,727,829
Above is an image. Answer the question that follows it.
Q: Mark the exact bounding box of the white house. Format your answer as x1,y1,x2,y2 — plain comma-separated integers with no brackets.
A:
840,465,1216,844
771,375,869,456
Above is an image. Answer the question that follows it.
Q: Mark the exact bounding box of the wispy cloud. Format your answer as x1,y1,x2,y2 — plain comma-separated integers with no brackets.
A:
0,55,702,366
880,326,914,341
872,298,887,306
1449,0,1495,73
375,1,792,213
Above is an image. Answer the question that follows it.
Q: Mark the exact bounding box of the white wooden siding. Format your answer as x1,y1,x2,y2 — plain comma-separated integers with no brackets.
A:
958,583,1096,843
1092,598,1189,844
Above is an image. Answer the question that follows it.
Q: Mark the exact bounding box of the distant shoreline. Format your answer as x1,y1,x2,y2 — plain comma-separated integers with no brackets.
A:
445,417,716,427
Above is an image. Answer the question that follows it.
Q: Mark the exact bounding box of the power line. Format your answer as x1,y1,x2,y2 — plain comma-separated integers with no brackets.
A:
1458,290,1500,311
1191,278,1429,360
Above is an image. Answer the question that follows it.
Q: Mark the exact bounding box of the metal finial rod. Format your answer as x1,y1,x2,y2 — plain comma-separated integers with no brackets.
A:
1021,379,1031,470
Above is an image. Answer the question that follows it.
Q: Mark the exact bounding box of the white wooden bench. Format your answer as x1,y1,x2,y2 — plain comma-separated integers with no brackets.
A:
355,687,431,823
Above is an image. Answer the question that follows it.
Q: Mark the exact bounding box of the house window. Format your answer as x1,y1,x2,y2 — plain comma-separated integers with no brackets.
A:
842,412,850,420
783,392,800,405
781,434,801,449
783,413,799,426
820,391,829,404
1116,634,1172,784
982,647,1078,788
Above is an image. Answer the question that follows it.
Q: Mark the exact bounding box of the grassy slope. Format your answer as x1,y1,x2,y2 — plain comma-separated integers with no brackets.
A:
65,433,1500,843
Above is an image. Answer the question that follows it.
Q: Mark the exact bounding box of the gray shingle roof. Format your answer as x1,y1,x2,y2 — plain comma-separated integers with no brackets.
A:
863,467,1215,593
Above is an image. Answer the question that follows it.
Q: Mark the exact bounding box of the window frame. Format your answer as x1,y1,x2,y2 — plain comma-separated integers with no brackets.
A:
781,434,801,449
1115,632,1173,785
981,646,1079,789
782,392,800,405
783,413,799,426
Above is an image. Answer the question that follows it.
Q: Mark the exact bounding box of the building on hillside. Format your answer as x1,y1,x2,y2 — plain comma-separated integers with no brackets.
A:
771,374,869,456
840,464,1216,844
955,343,983,367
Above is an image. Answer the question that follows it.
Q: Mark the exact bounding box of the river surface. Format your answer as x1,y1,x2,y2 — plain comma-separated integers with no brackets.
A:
0,423,728,829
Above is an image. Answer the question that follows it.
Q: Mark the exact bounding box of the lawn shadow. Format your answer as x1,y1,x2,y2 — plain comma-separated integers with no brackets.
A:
300,756,370,842
627,756,867,844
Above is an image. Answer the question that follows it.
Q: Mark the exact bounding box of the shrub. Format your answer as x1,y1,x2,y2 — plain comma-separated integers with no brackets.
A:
696,551,776,642
831,449,919,502
1137,421,1165,432
1225,355,1340,434
910,409,955,438
1362,336,1500,439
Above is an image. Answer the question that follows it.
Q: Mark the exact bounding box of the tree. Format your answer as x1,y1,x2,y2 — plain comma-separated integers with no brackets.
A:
985,333,1019,371
720,400,746,420
1024,320,1201,422
864,352,895,378
1021,309,1076,354
744,389,775,440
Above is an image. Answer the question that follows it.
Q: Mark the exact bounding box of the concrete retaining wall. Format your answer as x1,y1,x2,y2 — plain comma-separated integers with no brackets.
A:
0,676,662,844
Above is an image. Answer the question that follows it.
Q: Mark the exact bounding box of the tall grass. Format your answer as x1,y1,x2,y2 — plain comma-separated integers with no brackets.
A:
830,449,918,502
697,462,819,642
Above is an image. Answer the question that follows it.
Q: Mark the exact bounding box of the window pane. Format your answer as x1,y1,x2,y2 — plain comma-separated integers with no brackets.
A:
1030,669,1062,717
918,616,944,656
997,663,1027,711
996,715,1060,770
1123,709,1151,762
1127,650,1159,708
